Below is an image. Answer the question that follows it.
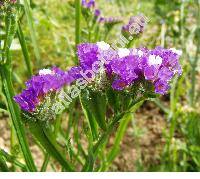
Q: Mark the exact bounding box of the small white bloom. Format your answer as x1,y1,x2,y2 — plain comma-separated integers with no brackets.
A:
97,41,110,51
137,50,143,57
170,48,182,56
39,69,53,75
132,48,138,55
118,48,130,58
148,55,163,66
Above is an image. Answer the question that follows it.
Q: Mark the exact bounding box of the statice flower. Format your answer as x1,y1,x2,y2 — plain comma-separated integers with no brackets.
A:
75,42,182,95
111,46,182,94
122,15,148,37
82,0,95,9
14,42,182,112
77,43,99,70
94,9,101,17
14,67,75,112
99,16,123,25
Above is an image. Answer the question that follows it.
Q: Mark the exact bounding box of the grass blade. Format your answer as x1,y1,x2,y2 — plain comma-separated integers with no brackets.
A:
28,120,74,171
0,67,37,171
17,21,32,77
23,0,41,65
0,153,9,172
75,0,81,64
0,149,27,171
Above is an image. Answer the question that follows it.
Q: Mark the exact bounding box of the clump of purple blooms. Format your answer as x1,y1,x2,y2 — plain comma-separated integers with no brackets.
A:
122,15,147,36
75,42,182,94
82,0,95,9
94,9,101,17
99,17,123,25
13,67,76,112
81,0,101,20
14,42,182,112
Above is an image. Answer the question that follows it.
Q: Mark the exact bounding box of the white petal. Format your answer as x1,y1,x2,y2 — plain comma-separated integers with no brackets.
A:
137,50,143,57
97,41,110,51
118,48,130,58
170,48,182,56
148,55,163,66
132,48,138,55
39,69,53,75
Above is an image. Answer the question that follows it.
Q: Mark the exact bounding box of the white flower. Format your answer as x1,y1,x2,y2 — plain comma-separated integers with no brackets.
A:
137,50,143,57
39,69,53,75
148,55,163,66
118,48,130,58
170,48,182,56
97,41,110,51
132,48,138,55
132,49,143,57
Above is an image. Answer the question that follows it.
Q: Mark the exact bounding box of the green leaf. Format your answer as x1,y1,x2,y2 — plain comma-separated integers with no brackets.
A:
0,154,9,172
27,119,74,171
17,21,32,77
0,11,36,171
0,67,37,171
23,0,41,65
86,90,107,131
106,87,120,113
75,0,81,64
0,149,27,171
106,113,132,167
80,92,98,140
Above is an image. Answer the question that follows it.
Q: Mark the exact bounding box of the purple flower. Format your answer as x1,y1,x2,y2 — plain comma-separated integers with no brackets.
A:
157,66,174,81
112,79,128,91
66,66,82,82
75,43,182,94
82,0,95,8
14,42,182,112
77,43,99,70
99,17,123,25
110,52,139,87
94,9,101,17
154,80,170,95
99,17,104,23
14,67,73,112
122,15,147,36
144,66,158,81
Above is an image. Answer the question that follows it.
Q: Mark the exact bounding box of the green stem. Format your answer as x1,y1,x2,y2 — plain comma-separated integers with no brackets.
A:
0,149,27,171
40,154,50,172
100,113,132,171
161,22,166,47
0,153,9,172
0,11,36,171
17,21,32,77
29,120,74,171
75,0,81,65
0,67,37,171
93,97,146,157
190,0,200,107
151,98,169,114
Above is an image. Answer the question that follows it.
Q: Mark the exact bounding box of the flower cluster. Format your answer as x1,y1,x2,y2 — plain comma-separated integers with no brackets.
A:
14,42,182,112
99,17,123,25
13,67,76,112
81,0,101,18
122,15,148,36
82,0,95,9
74,42,182,94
